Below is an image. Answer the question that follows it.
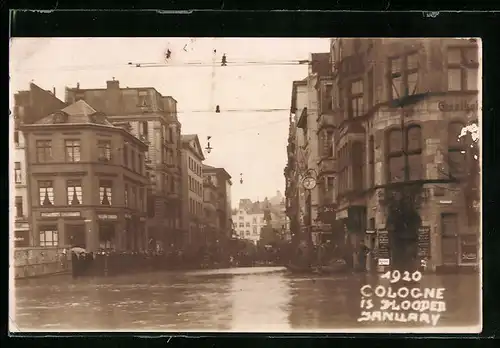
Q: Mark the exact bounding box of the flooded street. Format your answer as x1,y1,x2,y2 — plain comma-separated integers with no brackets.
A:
12,267,480,332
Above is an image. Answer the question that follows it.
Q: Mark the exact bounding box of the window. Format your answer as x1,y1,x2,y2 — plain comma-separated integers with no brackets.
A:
124,184,129,207
447,46,479,91
252,217,257,224
169,127,174,144
386,125,422,183
323,130,334,157
39,180,54,206
253,226,258,235
239,223,244,228
65,140,81,162
239,216,244,220
369,136,375,187
36,140,52,162
367,69,374,108
389,52,419,100
349,80,364,118
15,196,23,217
448,121,467,178
39,226,58,247
140,121,149,138
322,84,333,112
246,222,250,227
67,180,82,205
131,186,137,209
352,141,364,191
14,131,19,146
14,162,22,183
139,188,144,212
138,90,148,107
99,180,113,205
98,140,111,161
245,230,250,236
326,176,334,191
123,146,128,167
131,150,136,172
387,129,404,183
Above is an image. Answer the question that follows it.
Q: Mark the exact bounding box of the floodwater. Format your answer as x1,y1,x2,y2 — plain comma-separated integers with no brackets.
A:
11,267,480,332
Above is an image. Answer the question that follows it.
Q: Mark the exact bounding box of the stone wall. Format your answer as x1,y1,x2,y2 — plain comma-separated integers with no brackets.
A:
13,247,71,279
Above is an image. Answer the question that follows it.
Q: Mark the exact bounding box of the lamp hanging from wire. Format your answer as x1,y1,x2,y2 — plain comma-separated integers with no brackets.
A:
205,136,213,154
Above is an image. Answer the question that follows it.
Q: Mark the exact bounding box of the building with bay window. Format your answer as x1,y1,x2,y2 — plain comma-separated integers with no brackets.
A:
328,38,480,271
21,100,149,252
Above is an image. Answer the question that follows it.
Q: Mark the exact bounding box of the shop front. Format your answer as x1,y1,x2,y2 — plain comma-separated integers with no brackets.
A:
14,222,30,248
335,205,367,269
33,211,86,248
97,213,118,250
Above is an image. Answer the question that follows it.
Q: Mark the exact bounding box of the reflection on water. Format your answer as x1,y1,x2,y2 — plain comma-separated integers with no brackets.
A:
12,268,480,332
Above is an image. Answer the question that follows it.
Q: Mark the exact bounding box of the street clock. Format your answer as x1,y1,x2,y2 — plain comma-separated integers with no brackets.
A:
302,176,317,190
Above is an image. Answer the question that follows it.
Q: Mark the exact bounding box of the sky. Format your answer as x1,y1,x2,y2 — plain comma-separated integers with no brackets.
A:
10,37,331,208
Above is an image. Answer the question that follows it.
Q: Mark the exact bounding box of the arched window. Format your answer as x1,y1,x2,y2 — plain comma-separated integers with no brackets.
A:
448,121,466,178
386,128,404,183
407,125,422,180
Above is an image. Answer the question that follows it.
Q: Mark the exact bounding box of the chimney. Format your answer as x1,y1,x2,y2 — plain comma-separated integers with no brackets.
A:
106,78,120,89
76,82,80,89
53,87,56,95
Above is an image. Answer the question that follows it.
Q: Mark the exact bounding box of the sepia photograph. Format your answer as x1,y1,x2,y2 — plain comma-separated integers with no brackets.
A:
9,37,481,333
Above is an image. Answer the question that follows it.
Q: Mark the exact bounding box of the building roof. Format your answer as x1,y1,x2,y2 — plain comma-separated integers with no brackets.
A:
181,134,205,161
181,134,197,143
34,100,114,126
203,164,232,182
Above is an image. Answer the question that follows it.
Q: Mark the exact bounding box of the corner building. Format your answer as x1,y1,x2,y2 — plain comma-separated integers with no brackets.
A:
21,100,149,252
64,80,183,250
329,38,480,271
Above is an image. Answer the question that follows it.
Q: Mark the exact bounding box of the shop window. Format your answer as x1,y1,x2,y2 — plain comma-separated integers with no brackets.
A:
67,180,83,205
99,180,113,205
65,140,81,162
99,222,115,250
38,180,54,206
39,226,58,247
36,140,52,163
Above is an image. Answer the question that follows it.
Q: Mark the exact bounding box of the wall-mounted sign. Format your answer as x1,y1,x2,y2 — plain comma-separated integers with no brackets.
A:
15,222,30,230
14,230,30,247
417,226,431,258
124,213,132,219
378,258,390,266
377,229,390,259
336,210,348,220
97,214,118,220
40,212,81,218
365,229,376,234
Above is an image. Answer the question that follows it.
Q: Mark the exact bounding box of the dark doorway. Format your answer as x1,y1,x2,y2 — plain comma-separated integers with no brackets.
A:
66,224,86,248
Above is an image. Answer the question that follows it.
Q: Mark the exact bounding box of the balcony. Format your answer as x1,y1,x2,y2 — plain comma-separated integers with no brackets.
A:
317,113,335,131
318,158,336,175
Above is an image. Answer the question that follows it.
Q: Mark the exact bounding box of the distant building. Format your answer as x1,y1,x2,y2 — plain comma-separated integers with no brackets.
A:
20,100,149,251
232,209,265,244
203,174,219,246
203,165,232,249
180,134,205,249
64,79,183,250
13,83,66,247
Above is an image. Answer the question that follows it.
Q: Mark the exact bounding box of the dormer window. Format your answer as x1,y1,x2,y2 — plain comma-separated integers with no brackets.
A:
138,90,149,107
53,112,67,124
